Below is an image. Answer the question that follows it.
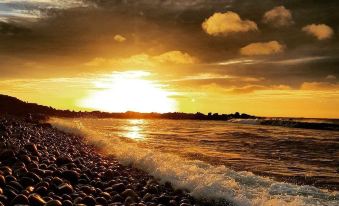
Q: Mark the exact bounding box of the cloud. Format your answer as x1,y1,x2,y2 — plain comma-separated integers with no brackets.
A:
85,51,198,68
301,82,339,91
228,84,291,94
0,0,89,22
114,34,126,42
153,51,198,64
325,75,336,80
262,6,294,27
240,41,285,56
302,24,334,40
202,11,258,36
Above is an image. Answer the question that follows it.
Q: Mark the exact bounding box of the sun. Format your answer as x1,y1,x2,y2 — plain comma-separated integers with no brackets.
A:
80,71,177,113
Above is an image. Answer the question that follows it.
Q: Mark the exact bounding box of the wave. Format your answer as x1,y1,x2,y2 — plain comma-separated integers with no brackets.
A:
48,118,339,206
229,118,339,131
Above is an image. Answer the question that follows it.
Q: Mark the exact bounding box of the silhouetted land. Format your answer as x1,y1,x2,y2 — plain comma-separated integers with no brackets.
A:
0,94,254,120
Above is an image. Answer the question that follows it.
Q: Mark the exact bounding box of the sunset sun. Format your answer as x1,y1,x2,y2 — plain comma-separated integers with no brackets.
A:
80,71,176,113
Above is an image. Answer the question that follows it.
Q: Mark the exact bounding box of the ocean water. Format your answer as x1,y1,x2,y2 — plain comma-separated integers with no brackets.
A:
49,118,339,206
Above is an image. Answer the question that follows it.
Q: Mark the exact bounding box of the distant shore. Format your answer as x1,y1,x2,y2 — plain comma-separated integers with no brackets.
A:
0,115,210,206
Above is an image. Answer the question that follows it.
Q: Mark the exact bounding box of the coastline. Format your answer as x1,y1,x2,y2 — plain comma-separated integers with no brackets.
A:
0,116,205,206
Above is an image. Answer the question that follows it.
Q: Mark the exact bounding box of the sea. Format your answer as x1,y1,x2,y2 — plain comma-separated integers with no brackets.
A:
49,118,339,206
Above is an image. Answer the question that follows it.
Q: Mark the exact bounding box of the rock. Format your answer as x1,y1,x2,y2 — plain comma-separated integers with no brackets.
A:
55,156,72,166
19,177,35,187
0,149,15,161
99,191,111,200
80,185,94,195
95,196,107,205
0,195,8,205
122,189,139,201
61,170,79,185
82,196,96,206
0,175,5,186
7,181,23,191
5,175,16,182
142,193,153,202
25,172,42,183
24,143,40,156
57,183,73,195
28,193,46,206
19,155,32,164
124,196,135,206
62,200,73,206
0,166,12,176
179,203,191,206
158,194,171,204
112,194,123,202
45,200,62,206
11,194,29,205
51,177,63,186
34,186,48,196
169,199,177,206
111,183,125,193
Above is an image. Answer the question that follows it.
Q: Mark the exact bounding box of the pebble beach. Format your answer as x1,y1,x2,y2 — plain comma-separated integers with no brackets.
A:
0,116,198,206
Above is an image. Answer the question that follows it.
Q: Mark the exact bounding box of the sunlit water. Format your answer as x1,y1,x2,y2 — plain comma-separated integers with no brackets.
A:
49,118,339,206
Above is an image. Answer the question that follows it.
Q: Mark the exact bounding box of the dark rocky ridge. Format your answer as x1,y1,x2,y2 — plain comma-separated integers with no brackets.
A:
0,116,216,206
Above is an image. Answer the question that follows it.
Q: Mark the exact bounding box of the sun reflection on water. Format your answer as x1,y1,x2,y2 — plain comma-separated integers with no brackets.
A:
125,119,145,140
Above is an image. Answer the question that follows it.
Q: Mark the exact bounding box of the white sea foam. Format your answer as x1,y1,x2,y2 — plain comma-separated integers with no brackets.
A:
48,118,339,206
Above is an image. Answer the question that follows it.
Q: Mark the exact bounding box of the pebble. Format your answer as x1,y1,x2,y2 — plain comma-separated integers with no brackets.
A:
45,200,62,206
11,194,29,205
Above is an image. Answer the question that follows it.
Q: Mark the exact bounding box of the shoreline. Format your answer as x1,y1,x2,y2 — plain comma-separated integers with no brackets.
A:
0,116,210,206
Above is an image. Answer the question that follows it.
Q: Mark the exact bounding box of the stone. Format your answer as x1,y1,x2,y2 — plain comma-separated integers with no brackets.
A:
62,200,73,206
111,183,125,193
19,177,35,187
11,194,29,205
55,156,72,166
142,193,153,202
0,149,15,161
58,183,73,195
24,143,40,156
28,193,46,206
34,186,48,196
122,189,139,201
82,196,96,206
60,170,79,185
0,175,4,187
124,196,135,206
45,200,62,206
95,196,107,205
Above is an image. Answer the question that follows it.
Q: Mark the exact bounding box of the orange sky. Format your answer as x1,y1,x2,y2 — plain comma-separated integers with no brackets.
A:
0,1,338,118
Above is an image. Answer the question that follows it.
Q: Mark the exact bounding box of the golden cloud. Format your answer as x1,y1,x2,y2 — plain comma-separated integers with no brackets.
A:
228,84,291,94
114,34,127,42
302,24,334,40
84,51,197,68
202,11,258,36
301,82,339,90
262,6,294,27
240,41,285,56
153,51,198,64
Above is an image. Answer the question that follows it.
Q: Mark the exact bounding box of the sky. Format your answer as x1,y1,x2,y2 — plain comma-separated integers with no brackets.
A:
0,0,338,118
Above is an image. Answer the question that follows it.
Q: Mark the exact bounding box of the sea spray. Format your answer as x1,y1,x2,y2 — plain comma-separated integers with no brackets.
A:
48,118,339,206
